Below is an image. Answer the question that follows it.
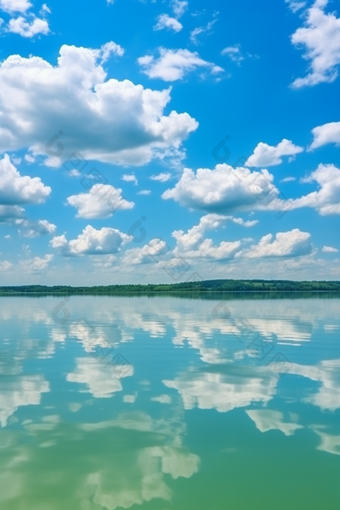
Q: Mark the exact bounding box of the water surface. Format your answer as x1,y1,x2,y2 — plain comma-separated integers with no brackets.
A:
0,295,339,509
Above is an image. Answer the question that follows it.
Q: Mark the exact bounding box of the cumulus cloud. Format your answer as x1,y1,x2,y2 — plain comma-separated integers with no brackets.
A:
309,121,340,150
0,44,198,166
171,0,188,18
18,254,53,274
172,214,257,260
0,205,24,221
0,0,31,13
290,0,340,88
291,164,340,215
0,154,51,205
238,229,312,258
122,174,138,185
50,225,131,256
162,163,287,214
67,184,134,219
99,41,124,62
7,15,49,37
138,48,223,81
221,45,245,64
154,14,183,32
150,172,172,182
15,219,56,237
123,237,170,265
246,139,304,167
322,245,338,253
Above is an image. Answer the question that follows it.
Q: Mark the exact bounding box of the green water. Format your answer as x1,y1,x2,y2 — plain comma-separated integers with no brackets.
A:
0,295,339,509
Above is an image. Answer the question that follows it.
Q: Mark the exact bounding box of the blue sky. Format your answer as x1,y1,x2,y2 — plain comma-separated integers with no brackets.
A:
0,0,339,285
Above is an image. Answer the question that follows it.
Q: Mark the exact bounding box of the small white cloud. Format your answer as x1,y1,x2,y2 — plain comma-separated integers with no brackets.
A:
246,139,303,167
309,121,340,150
8,15,49,38
67,184,134,219
285,0,306,13
238,229,312,258
122,174,138,185
137,189,151,195
150,172,172,182
0,0,31,13
151,394,172,404
190,17,217,45
41,3,50,14
19,254,53,273
154,14,183,32
99,41,124,63
322,245,338,253
50,225,131,256
280,176,296,183
0,154,51,205
15,219,56,238
290,0,340,88
24,153,35,164
138,48,223,82
221,45,244,64
171,0,188,18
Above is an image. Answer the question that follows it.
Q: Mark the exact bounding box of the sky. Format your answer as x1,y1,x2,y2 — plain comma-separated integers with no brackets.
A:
0,0,339,285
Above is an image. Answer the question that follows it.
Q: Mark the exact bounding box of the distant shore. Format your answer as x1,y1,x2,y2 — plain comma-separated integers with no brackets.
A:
0,280,339,296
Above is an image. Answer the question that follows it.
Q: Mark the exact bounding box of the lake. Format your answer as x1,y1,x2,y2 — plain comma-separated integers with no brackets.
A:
0,295,339,509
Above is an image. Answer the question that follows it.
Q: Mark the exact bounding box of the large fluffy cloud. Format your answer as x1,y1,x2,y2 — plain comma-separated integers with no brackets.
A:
138,48,223,81
162,163,286,214
0,44,198,166
246,139,303,167
67,184,134,219
309,121,340,149
238,229,312,258
291,164,340,215
290,0,340,88
0,154,51,205
50,225,131,256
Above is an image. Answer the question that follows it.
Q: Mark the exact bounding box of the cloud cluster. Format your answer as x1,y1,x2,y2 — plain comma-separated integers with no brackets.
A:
0,0,50,38
0,155,51,206
0,44,198,166
67,184,134,219
50,225,131,256
246,139,303,167
290,0,340,88
138,48,223,81
309,121,340,150
238,229,312,258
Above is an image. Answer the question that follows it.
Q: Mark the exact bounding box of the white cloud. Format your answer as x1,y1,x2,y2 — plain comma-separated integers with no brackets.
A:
246,409,303,436
150,172,171,182
171,0,188,18
19,254,53,273
67,184,134,219
172,214,256,260
322,245,338,253
137,189,151,195
154,14,183,32
123,237,169,265
15,218,56,237
0,260,13,271
50,225,131,256
0,44,198,166
309,121,340,150
221,45,244,64
0,154,51,205
291,164,340,215
7,15,49,37
122,174,138,185
280,176,296,183
190,18,217,45
290,0,340,88
0,205,24,221
285,0,306,13
99,41,124,63
151,394,172,404
238,229,312,258
162,163,285,214
0,0,31,13
138,48,223,81
246,139,303,167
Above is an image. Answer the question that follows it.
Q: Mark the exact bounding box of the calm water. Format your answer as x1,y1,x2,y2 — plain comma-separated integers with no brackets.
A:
0,295,339,510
